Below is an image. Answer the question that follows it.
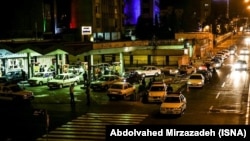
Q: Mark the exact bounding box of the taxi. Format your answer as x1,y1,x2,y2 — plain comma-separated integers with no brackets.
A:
160,92,186,116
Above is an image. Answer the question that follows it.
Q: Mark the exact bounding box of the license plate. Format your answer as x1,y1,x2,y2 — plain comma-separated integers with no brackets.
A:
167,111,173,114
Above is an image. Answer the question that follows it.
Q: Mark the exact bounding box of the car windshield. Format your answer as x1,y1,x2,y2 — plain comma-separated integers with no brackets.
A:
6,72,15,76
189,75,202,79
164,97,180,103
150,86,165,91
54,75,64,80
98,76,110,81
34,73,43,77
140,67,148,70
110,84,123,89
179,65,187,69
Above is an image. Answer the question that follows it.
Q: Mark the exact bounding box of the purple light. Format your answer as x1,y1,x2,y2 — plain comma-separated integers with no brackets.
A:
124,0,141,25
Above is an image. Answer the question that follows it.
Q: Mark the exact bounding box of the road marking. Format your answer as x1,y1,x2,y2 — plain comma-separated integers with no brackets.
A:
36,113,148,141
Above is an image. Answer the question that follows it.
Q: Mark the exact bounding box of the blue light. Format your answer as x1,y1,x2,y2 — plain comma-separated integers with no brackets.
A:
124,0,141,25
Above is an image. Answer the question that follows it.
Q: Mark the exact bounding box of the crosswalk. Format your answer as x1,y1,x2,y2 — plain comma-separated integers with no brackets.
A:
36,113,148,141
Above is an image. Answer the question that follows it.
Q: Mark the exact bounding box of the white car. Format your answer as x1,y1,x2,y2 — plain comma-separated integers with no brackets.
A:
169,67,179,75
28,72,54,86
187,73,205,88
47,73,80,89
160,92,187,116
178,65,196,75
135,66,161,77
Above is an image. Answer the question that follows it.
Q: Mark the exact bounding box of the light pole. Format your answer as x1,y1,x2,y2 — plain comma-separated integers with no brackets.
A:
226,0,229,19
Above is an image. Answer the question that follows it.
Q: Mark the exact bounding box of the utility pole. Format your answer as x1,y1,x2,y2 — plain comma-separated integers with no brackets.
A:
226,0,229,19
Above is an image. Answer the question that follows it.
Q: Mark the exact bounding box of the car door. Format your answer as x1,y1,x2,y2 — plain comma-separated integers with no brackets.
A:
148,67,154,76
63,75,70,86
127,83,134,95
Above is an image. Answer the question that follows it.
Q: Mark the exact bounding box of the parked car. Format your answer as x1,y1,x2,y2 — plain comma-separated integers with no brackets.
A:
47,73,80,89
160,92,187,116
221,49,230,57
168,67,180,75
178,65,196,75
107,81,136,100
228,44,237,55
211,58,223,69
160,66,178,75
134,66,161,77
0,83,34,101
90,74,121,91
28,72,54,86
147,81,167,103
187,73,205,88
4,69,27,83
196,70,212,82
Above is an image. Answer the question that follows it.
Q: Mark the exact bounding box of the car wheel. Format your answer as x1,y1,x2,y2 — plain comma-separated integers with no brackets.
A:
123,95,127,100
104,85,109,90
74,81,78,86
39,81,43,86
59,84,63,89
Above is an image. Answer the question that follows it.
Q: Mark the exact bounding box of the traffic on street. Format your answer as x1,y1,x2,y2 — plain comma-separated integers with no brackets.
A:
0,33,250,141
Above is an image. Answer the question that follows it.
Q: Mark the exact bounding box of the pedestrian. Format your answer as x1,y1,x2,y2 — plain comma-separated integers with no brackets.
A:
85,82,90,106
21,69,26,81
83,71,88,85
167,84,173,93
69,84,75,104
147,78,152,89
138,82,147,102
141,77,146,86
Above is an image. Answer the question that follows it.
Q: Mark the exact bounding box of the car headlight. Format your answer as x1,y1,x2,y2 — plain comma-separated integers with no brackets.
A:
174,107,182,110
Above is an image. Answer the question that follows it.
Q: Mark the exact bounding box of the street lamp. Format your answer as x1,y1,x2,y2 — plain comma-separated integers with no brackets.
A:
226,0,229,19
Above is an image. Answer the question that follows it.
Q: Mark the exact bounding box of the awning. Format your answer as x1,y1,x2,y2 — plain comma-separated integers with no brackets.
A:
45,49,68,56
0,49,13,58
16,48,42,56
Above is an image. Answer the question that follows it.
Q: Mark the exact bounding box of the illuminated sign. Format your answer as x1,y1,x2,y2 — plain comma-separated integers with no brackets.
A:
82,26,92,35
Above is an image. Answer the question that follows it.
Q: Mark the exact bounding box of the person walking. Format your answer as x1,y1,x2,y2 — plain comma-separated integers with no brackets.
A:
21,69,26,81
85,82,90,106
83,71,88,85
141,77,146,86
167,84,173,93
69,84,75,104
